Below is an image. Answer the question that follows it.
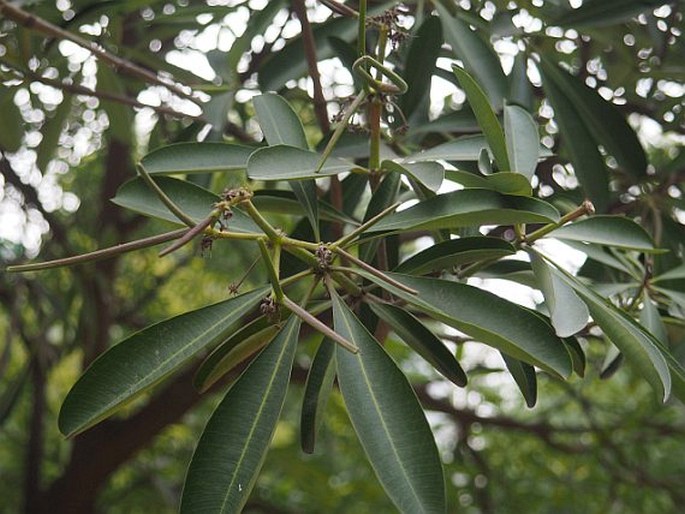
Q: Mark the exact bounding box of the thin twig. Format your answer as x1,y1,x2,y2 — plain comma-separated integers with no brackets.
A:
335,200,400,248
0,0,200,105
158,216,215,257
319,0,359,18
331,248,418,295
136,164,197,228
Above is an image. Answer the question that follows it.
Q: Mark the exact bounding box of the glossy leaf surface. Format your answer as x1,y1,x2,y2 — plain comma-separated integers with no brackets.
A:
247,146,352,180
551,216,656,251
300,339,336,454
504,104,539,179
140,143,254,175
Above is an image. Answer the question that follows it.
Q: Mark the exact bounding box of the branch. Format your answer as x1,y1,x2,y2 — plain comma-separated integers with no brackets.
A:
0,1,200,105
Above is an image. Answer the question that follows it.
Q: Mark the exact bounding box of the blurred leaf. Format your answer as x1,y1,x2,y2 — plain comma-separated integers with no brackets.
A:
530,251,590,337
180,317,300,514
140,143,254,174
504,104,539,179
58,287,269,437
96,63,133,145
436,2,507,109
540,57,647,179
357,271,572,379
332,292,446,514
555,0,667,28
368,189,559,233
0,87,24,152
370,302,467,387
551,216,656,251
394,237,515,275
452,66,510,171
401,16,442,120
247,145,353,180
111,176,260,233
539,62,610,212
301,338,336,454
382,160,444,192
193,316,280,393
501,353,537,408
652,264,685,283
509,53,534,111
37,93,72,172
563,336,587,377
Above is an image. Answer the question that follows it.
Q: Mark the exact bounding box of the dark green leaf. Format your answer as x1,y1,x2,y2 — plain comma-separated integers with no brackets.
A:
140,143,254,174
332,292,446,514
551,216,656,251
382,160,444,193
555,0,666,28
37,93,72,172
357,271,572,379
394,237,515,275
501,353,537,408
0,87,24,152
111,176,260,233
368,189,559,233
193,316,280,393
452,66,510,171
401,16,442,120
370,303,467,387
405,134,489,162
436,3,507,109
58,287,269,437
180,316,301,514
301,338,336,454
252,190,358,225
640,291,668,345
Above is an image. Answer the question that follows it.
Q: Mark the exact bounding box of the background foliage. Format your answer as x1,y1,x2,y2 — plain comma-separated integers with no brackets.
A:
1,0,685,513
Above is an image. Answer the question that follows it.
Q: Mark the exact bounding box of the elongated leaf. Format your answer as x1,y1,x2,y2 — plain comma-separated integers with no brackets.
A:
452,66,510,171
0,87,24,152
357,271,572,378
640,292,668,345
247,146,352,181
555,0,666,28
368,189,559,233
563,336,586,377
383,160,444,192
501,353,537,408
435,3,507,109
551,216,656,251
504,104,539,179
652,264,685,283
530,251,589,337
58,287,269,437
111,176,260,233
359,171,401,262
252,190,358,225
539,62,610,212
301,338,336,454
445,170,533,196
370,303,467,387
404,134,489,162
540,57,647,180
97,63,133,145
193,316,280,393
550,261,671,401
332,292,446,514
253,93,321,239
395,237,515,275
140,143,254,174
562,241,633,274
401,16,442,120
37,93,72,172
509,53,534,111
180,316,301,514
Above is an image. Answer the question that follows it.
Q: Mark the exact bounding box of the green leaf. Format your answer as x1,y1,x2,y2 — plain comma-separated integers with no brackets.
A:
252,190,358,225
652,264,685,283
404,134,489,162
530,251,589,337
445,170,533,196
554,0,667,28
539,61,610,212
563,336,587,377
551,216,656,251
504,104,539,179
247,145,352,181
550,262,671,401
370,303,467,387
111,176,260,233
368,189,559,233
0,87,24,152
58,287,268,437
436,3,507,109
180,316,301,514
140,143,254,174
394,237,516,275
640,291,668,345
382,160,444,193
332,292,446,514
97,63,133,145
540,57,647,180
300,338,336,454
501,353,537,408
452,66,510,171
357,271,572,379
509,53,534,112
401,16,443,120
193,316,280,393
37,93,72,172
253,93,321,238
359,171,401,263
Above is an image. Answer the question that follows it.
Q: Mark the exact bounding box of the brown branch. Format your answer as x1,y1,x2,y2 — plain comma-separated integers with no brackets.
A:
0,0,200,105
